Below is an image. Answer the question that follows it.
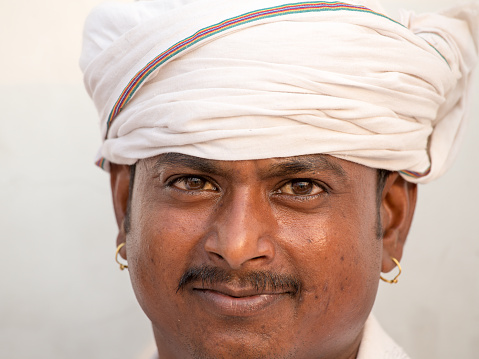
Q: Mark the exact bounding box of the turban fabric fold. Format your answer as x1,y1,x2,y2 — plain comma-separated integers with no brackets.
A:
80,0,479,183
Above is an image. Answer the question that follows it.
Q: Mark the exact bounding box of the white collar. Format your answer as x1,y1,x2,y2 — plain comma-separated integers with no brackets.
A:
357,315,410,359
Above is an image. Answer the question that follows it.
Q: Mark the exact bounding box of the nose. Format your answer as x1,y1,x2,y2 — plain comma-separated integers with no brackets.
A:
204,187,275,270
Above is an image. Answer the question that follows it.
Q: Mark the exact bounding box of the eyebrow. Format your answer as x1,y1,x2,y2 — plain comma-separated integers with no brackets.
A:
153,153,347,179
263,155,347,179
154,153,221,175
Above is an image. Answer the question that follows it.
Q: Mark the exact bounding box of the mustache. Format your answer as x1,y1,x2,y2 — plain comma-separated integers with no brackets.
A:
176,265,302,296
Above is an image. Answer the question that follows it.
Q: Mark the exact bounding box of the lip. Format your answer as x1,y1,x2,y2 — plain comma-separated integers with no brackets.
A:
192,284,290,317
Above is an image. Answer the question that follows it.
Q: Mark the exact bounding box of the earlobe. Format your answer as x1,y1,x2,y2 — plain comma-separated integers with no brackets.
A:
379,173,417,273
110,163,131,259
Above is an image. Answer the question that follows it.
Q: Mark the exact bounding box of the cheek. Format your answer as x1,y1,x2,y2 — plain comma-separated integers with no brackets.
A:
126,201,212,325
277,203,381,321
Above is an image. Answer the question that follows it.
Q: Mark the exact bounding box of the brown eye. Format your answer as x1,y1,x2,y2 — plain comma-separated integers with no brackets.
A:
185,177,205,190
278,180,323,196
291,180,313,195
173,176,217,191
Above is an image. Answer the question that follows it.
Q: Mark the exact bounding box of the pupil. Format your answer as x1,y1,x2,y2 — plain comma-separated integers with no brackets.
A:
186,177,204,190
292,181,312,194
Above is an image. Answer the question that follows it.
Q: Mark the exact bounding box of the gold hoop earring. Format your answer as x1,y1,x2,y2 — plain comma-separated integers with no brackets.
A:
380,257,401,284
115,243,128,270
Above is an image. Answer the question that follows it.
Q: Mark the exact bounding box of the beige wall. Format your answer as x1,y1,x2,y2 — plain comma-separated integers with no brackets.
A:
1,1,478,358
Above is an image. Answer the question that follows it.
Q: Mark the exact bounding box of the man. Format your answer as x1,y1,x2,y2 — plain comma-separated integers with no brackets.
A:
80,0,478,358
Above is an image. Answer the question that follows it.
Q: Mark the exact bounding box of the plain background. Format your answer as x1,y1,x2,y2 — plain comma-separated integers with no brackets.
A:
0,0,478,358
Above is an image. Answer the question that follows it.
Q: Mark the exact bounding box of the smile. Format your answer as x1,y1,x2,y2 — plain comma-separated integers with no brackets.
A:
193,284,290,317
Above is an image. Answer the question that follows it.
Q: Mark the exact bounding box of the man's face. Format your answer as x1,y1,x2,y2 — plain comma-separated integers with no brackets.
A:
124,153,383,359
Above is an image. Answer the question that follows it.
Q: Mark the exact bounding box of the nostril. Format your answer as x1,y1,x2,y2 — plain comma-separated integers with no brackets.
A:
252,255,267,261
210,252,224,261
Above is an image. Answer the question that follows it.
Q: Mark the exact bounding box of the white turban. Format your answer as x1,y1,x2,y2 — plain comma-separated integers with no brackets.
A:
80,0,479,183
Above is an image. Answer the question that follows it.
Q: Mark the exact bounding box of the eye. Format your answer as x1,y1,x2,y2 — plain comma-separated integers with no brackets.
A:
277,179,323,196
171,176,217,191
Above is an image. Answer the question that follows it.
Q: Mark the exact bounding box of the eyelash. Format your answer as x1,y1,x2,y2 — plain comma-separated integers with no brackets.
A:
166,175,219,193
274,179,329,200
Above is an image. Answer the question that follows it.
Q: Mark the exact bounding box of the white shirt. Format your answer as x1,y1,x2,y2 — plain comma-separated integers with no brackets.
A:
357,315,410,359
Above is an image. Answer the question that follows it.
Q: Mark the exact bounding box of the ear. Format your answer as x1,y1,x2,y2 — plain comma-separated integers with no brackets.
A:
379,173,417,273
110,163,131,260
